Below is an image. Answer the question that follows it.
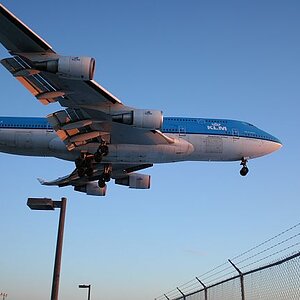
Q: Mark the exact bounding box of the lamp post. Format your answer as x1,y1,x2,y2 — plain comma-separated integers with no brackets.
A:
27,197,67,300
79,284,91,300
0,293,8,300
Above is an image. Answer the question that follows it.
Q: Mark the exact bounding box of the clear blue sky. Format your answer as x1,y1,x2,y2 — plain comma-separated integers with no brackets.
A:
0,1,299,299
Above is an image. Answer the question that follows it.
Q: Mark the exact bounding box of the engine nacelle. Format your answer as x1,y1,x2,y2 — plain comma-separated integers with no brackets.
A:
74,182,106,196
35,56,95,80
115,173,151,189
112,109,163,129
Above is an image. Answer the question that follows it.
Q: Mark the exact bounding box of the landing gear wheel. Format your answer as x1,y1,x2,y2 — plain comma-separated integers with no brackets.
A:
240,166,249,176
103,172,111,182
76,152,94,177
85,168,94,177
75,158,83,168
98,179,106,188
94,151,102,162
75,153,87,168
78,167,86,177
240,158,249,176
99,144,109,156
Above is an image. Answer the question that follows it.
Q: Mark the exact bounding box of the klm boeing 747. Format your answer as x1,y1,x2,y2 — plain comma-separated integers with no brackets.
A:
0,4,281,196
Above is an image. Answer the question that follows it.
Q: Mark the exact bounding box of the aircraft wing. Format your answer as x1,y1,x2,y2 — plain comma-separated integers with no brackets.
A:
39,163,153,187
0,4,177,195
0,3,54,53
0,3,169,150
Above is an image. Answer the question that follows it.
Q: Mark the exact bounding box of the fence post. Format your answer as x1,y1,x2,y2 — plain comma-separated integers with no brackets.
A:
177,287,186,300
195,277,208,300
176,287,185,300
228,259,245,300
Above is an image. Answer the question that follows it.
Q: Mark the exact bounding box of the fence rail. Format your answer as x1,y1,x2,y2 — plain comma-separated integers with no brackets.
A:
156,222,300,300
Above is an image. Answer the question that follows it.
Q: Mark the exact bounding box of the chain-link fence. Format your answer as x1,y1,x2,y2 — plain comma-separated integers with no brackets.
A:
156,222,300,300
180,252,300,300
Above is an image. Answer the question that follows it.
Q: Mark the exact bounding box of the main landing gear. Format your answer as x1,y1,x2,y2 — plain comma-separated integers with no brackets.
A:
240,158,249,176
75,149,111,187
76,141,109,178
75,152,94,177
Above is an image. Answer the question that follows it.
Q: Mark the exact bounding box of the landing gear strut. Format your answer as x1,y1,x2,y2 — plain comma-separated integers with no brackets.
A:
98,164,111,188
75,152,94,178
94,141,109,162
76,142,110,179
240,158,249,176
76,141,109,177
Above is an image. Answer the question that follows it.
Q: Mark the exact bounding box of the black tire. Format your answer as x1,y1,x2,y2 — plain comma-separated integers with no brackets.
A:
78,167,86,177
240,166,249,176
100,145,109,156
85,168,94,177
75,158,83,168
98,179,106,188
103,173,111,182
94,152,102,162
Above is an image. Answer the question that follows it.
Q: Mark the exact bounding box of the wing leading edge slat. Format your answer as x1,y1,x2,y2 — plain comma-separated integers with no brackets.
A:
0,3,54,53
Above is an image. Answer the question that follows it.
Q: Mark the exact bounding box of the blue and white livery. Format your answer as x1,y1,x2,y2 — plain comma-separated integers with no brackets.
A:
0,4,281,196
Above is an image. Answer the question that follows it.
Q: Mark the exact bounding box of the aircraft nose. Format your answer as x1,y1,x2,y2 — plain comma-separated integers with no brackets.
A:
263,131,282,154
264,140,282,155
272,141,282,152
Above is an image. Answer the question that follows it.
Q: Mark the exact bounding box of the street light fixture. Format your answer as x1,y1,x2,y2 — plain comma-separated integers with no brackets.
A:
0,293,8,300
27,197,67,300
79,284,91,300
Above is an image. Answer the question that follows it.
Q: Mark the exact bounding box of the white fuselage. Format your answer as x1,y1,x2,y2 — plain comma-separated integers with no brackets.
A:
0,126,281,164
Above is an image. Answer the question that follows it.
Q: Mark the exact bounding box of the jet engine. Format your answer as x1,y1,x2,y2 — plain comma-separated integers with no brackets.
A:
115,173,151,189
74,181,106,196
112,109,163,129
34,56,95,80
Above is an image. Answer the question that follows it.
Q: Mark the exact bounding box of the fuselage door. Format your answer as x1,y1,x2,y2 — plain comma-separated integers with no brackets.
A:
232,128,239,140
178,126,186,137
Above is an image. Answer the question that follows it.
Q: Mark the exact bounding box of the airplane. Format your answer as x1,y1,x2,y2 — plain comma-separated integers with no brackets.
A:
0,4,282,196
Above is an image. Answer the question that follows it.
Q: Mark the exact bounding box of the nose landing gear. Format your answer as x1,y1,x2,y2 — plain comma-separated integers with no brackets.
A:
240,158,249,176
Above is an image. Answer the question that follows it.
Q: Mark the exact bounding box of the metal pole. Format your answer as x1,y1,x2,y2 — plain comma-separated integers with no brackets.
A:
228,259,245,300
51,197,67,300
88,285,91,300
177,287,185,300
164,294,170,300
0,293,7,300
196,277,208,300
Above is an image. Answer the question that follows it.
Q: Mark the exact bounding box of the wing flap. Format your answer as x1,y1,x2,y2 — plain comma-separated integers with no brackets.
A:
69,131,102,143
47,109,111,151
1,57,65,104
38,163,153,187
61,119,93,130
1,55,123,108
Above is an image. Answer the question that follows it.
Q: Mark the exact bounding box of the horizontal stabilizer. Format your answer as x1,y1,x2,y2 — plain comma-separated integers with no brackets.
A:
37,175,71,186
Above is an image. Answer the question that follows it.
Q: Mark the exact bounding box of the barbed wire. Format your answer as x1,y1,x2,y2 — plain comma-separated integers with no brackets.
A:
156,221,300,299
231,221,300,261
241,241,300,270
